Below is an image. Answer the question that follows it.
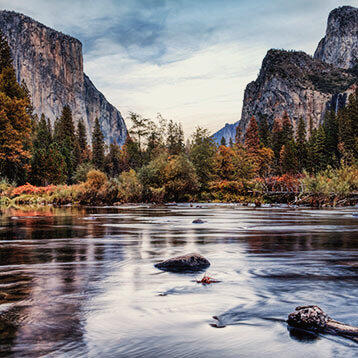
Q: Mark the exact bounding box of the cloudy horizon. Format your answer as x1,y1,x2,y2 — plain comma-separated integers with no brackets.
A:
0,0,357,136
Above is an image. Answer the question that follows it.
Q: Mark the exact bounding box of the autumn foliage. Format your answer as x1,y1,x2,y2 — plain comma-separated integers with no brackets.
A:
0,30,358,207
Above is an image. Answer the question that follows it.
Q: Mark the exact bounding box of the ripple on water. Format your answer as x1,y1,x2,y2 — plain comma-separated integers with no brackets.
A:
0,205,357,357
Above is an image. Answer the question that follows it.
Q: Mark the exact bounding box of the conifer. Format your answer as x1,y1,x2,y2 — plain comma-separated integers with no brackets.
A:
258,115,271,148
296,117,308,171
244,116,260,154
54,105,77,182
92,117,105,170
0,33,32,183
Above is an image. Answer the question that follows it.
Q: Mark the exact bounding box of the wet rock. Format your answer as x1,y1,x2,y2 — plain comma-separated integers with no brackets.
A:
192,219,205,224
155,253,210,272
288,305,358,341
287,305,329,332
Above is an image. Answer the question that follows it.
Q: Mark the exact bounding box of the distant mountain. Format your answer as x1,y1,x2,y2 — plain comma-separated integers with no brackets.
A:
211,122,239,145
212,6,358,142
0,10,127,145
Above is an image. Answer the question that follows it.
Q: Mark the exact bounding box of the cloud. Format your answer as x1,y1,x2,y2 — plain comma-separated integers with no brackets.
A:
0,0,357,135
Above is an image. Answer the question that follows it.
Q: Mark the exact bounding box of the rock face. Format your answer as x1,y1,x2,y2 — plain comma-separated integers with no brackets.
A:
314,6,358,69
213,6,358,139
155,253,210,272
239,49,357,133
0,10,127,145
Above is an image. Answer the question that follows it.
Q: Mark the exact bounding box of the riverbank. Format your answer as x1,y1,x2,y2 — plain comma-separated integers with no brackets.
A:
1,165,357,208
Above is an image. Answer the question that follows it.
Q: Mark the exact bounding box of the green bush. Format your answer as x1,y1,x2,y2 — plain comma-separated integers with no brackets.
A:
117,169,143,203
300,165,358,198
73,162,95,183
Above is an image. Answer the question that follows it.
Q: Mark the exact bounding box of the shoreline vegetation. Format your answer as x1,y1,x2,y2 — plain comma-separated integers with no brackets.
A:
1,164,357,208
0,31,357,208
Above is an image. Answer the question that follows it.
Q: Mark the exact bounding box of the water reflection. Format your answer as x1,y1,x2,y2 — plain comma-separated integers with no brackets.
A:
0,205,357,357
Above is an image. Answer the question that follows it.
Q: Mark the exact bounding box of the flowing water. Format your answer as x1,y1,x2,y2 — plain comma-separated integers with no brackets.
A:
0,204,357,357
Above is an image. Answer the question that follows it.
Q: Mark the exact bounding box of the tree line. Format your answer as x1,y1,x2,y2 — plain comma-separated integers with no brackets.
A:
0,30,357,204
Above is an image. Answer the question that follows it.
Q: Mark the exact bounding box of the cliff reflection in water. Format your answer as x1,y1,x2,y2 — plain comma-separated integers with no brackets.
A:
0,205,357,357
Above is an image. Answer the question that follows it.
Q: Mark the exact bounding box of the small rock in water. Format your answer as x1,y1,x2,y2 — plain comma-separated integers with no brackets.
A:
287,305,329,332
155,253,210,272
192,219,205,224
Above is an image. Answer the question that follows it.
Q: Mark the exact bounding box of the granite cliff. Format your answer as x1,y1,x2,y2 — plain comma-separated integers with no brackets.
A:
238,49,357,134
213,6,358,142
0,10,127,145
315,6,358,69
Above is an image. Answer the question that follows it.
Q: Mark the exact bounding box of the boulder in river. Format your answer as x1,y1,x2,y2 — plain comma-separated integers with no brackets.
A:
192,219,205,224
288,305,358,341
155,253,210,272
287,305,329,332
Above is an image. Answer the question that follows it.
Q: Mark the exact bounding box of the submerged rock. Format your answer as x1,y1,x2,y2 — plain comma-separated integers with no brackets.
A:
288,305,358,341
155,253,210,272
192,219,205,224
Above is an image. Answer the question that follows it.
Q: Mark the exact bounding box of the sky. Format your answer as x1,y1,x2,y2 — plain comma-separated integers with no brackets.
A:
0,0,357,136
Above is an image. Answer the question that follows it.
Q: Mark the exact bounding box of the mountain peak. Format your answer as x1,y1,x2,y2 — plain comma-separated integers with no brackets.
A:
314,6,358,69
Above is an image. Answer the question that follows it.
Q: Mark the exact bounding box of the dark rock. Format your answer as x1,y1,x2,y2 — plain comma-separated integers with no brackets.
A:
192,219,205,224
287,305,329,332
155,253,210,272
288,305,358,341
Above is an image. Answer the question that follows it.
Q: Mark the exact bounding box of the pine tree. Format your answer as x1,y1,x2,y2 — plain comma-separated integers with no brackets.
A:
129,112,149,152
92,117,105,170
105,141,121,177
307,126,327,173
220,136,226,146
281,112,293,143
271,117,283,172
280,140,298,174
338,89,358,162
54,105,77,182
30,114,66,185
77,119,87,152
296,117,308,172
0,31,12,71
167,120,184,155
244,116,260,154
76,119,89,163
0,32,32,183
145,120,164,162
323,110,339,167
258,115,271,148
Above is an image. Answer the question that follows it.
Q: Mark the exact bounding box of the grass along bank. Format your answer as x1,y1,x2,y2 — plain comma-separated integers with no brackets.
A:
1,165,357,207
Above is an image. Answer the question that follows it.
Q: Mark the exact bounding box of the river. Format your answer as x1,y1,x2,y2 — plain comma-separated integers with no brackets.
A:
0,204,357,357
